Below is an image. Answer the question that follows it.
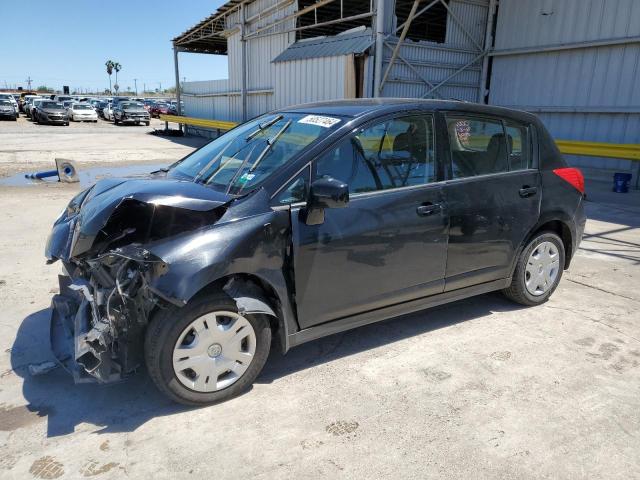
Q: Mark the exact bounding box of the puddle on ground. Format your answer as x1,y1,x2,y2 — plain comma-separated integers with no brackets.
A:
0,163,167,188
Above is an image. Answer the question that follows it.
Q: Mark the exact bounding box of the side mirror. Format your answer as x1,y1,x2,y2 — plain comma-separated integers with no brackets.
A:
303,177,349,226
308,177,349,209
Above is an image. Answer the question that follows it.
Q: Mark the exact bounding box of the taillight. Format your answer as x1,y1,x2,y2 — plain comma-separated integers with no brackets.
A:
553,167,585,194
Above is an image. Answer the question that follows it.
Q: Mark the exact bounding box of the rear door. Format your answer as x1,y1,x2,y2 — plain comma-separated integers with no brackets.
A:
277,113,449,328
441,113,540,290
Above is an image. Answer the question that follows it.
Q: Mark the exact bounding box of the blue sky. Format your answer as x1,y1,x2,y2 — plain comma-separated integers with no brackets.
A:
0,0,229,93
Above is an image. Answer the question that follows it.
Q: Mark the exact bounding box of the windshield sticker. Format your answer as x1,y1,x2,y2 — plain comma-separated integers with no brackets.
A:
238,172,256,184
298,115,341,128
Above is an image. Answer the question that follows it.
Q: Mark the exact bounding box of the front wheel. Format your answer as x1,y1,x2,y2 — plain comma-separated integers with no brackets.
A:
145,292,272,405
503,231,565,306
114,116,119,125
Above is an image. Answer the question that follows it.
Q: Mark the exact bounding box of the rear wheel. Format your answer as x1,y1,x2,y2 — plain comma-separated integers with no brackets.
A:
145,292,272,405
503,231,565,306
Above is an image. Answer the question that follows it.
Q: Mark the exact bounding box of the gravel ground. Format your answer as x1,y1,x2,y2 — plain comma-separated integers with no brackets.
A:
0,118,638,479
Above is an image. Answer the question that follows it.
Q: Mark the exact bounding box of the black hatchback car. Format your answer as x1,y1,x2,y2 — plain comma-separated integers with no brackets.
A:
45,99,585,405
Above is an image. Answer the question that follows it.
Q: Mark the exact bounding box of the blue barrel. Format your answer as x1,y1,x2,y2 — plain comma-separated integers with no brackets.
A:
613,172,632,193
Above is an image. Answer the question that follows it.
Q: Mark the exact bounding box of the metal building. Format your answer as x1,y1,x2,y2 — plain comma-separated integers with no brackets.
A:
172,0,640,179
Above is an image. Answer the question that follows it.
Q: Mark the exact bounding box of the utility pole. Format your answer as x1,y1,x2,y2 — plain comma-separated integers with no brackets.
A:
26,76,32,90
143,82,146,94
133,78,138,96
158,82,162,93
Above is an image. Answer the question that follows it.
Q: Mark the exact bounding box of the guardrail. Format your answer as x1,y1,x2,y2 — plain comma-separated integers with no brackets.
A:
160,115,640,162
556,140,640,161
159,114,237,131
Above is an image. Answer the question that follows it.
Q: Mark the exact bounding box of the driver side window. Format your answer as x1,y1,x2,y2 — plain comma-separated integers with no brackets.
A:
316,114,435,194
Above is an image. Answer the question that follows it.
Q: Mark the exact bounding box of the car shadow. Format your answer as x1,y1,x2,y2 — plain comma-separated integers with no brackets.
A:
258,292,525,383
11,308,190,437
12,292,523,437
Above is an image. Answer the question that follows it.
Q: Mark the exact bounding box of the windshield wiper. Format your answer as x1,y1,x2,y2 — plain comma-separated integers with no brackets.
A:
225,120,292,194
246,114,283,141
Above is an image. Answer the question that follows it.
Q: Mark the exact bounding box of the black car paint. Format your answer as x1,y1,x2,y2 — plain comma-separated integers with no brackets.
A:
46,99,585,384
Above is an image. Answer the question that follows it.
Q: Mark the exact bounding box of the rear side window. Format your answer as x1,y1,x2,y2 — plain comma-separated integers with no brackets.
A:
504,121,531,171
446,115,532,178
446,117,508,178
316,114,436,194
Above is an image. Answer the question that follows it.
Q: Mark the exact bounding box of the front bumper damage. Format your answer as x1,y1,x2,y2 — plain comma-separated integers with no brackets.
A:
50,245,165,383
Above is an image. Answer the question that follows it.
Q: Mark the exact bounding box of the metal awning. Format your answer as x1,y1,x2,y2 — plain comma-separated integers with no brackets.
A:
272,28,372,62
172,0,242,54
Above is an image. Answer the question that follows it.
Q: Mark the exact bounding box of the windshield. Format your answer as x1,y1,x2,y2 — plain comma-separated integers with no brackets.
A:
74,104,92,110
168,112,343,195
0,100,12,106
121,102,143,109
42,102,63,109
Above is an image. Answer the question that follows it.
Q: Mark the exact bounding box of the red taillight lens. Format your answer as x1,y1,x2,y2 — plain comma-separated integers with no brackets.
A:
553,167,585,194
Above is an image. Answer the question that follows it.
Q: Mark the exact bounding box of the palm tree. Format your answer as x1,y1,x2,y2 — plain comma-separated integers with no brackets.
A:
105,60,115,93
113,62,122,93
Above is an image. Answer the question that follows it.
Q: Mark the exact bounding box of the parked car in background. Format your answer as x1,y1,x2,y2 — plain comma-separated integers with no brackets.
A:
19,94,38,113
168,100,184,115
149,102,170,118
62,100,76,112
113,101,150,125
102,102,115,121
29,99,46,120
143,99,156,111
111,96,131,106
0,94,19,115
53,95,74,103
24,97,39,118
68,103,98,122
33,101,68,125
45,99,585,405
95,101,109,118
0,99,18,121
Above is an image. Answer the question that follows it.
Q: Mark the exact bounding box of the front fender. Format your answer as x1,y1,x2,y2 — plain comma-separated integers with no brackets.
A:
145,206,299,349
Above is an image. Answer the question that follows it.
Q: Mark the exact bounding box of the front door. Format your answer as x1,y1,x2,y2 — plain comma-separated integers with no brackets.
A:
442,113,541,290
289,113,449,329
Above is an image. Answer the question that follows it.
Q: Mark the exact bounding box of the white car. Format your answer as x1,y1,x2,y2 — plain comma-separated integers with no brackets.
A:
103,103,114,121
0,94,19,114
68,103,98,122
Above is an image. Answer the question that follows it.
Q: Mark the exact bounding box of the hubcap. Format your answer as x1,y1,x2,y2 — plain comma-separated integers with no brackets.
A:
524,241,560,296
172,311,256,393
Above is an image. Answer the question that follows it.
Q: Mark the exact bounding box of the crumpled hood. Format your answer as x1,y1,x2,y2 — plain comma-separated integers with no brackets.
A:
46,177,233,261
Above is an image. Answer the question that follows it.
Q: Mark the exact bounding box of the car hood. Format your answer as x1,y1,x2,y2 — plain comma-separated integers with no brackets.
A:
122,108,146,113
46,176,234,261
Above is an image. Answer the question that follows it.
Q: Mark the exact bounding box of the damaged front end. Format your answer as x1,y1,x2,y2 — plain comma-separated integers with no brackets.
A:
47,177,231,383
51,246,165,382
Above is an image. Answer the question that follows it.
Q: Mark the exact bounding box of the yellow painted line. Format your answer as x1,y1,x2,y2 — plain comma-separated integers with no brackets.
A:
161,115,640,161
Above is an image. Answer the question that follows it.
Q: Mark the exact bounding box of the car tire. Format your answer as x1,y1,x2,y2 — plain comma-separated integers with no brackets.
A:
145,291,272,406
114,116,119,125
502,231,565,306
145,121,150,126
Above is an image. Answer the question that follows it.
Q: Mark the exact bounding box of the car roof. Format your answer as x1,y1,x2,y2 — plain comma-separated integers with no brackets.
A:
278,98,539,124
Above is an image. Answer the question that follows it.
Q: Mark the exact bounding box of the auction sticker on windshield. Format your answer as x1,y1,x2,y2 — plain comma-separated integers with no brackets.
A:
298,115,341,128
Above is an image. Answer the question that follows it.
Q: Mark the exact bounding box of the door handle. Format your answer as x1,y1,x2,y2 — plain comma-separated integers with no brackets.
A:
519,186,538,198
416,203,441,216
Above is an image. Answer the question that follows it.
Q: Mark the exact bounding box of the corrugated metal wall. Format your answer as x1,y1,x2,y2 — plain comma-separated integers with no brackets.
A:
379,0,488,102
489,0,640,174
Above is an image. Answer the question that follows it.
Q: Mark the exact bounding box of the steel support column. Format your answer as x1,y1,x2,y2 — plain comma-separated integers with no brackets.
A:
478,0,496,103
173,46,182,131
373,0,386,97
240,3,248,121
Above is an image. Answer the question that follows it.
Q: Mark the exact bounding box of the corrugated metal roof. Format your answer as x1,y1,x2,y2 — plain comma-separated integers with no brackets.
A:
272,28,373,63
